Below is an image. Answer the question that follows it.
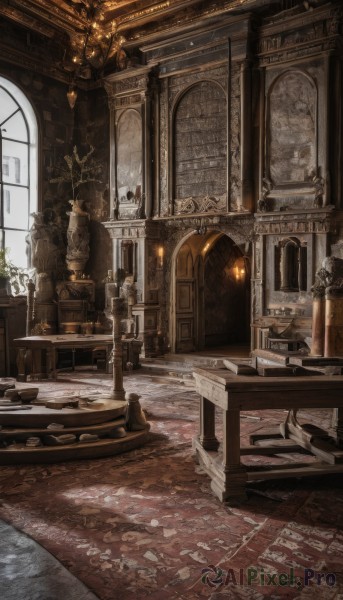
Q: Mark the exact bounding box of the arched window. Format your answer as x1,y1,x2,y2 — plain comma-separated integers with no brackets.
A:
0,77,38,268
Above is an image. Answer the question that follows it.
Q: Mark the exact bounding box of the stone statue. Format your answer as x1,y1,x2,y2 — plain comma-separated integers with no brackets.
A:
29,209,63,275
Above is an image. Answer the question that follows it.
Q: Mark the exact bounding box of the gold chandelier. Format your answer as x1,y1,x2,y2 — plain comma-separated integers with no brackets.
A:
66,0,125,107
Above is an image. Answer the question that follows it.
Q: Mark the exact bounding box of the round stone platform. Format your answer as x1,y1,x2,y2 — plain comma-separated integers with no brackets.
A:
0,394,150,464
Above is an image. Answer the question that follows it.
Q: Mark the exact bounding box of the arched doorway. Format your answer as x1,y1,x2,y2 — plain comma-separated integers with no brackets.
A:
171,231,250,353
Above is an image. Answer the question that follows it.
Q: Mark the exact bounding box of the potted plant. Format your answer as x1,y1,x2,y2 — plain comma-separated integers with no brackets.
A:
49,144,102,203
50,144,102,278
0,248,29,296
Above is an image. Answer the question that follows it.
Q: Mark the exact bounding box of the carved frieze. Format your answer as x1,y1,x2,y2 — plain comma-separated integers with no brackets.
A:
114,94,143,109
103,220,162,241
174,194,227,215
113,74,150,96
255,210,335,235
162,215,255,250
257,6,343,65
104,71,150,111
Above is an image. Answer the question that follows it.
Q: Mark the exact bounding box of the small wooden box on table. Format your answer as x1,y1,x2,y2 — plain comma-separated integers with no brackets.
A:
193,367,343,504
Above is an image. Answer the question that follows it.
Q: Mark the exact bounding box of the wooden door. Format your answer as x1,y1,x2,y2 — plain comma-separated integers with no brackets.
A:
175,246,195,352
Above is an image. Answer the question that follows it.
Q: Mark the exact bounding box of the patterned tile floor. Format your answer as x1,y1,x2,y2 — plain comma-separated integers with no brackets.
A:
0,366,342,600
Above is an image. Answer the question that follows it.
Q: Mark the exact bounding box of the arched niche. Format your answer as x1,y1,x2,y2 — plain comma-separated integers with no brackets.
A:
116,108,142,205
173,81,227,214
267,70,317,187
275,237,307,292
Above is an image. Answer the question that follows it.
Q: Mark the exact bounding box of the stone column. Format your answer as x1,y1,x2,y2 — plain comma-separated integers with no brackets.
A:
110,297,126,400
26,279,36,336
143,86,152,219
311,290,325,356
240,60,253,212
324,286,343,357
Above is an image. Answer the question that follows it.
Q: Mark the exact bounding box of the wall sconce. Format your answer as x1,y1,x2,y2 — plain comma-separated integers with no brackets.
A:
233,257,246,282
157,246,164,268
67,84,78,109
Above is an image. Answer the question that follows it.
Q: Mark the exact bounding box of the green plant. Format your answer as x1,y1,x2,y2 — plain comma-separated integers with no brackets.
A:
0,248,29,295
50,144,102,201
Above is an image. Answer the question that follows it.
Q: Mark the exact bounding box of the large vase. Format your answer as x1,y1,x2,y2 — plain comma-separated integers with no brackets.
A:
66,210,90,277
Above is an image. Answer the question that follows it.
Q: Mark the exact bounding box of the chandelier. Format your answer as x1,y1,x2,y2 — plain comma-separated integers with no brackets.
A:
65,0,125,107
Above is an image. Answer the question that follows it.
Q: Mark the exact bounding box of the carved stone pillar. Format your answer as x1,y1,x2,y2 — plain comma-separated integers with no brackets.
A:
240,60,253,212
324,286,343,357
311,290,325,356
143,86,152,219
110,297,126,400
26,279,36,337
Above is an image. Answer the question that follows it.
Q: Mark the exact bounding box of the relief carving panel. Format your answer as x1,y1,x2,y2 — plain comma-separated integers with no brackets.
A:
268,71,316,186
229,64,241,211
116,108,142,218
173,80,227,214
159,79,169,217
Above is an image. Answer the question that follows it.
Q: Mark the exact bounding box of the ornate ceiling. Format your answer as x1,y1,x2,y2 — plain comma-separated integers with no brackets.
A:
0,0,305,83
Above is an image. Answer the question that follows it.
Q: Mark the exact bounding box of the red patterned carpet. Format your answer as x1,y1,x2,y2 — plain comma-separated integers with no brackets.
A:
0,371,342,599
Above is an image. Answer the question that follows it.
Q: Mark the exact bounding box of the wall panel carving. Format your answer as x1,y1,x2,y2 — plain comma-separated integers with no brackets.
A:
173,81,227,212
158,66,228,217
229,64,241,211
268,71,317,186
159,78,169,216
117,109,142,206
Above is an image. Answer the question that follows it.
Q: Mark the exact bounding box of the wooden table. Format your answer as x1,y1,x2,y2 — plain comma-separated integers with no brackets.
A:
193,367,343,503
14,334,114,380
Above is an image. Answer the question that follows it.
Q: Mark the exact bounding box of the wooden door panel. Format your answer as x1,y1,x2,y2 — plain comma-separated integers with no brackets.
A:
176,280,193,312
176,280,194,352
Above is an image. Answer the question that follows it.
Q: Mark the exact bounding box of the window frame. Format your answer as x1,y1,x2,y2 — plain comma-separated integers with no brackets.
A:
0,76,38,268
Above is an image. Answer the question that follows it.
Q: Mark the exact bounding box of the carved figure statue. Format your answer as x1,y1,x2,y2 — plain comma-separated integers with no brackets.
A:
29,210,63,275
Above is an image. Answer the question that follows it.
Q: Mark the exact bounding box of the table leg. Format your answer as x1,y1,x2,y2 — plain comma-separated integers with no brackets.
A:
212,408,246,502
332,408,343,445
199,396,219,450
16,347,27,381
46,347,57,379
